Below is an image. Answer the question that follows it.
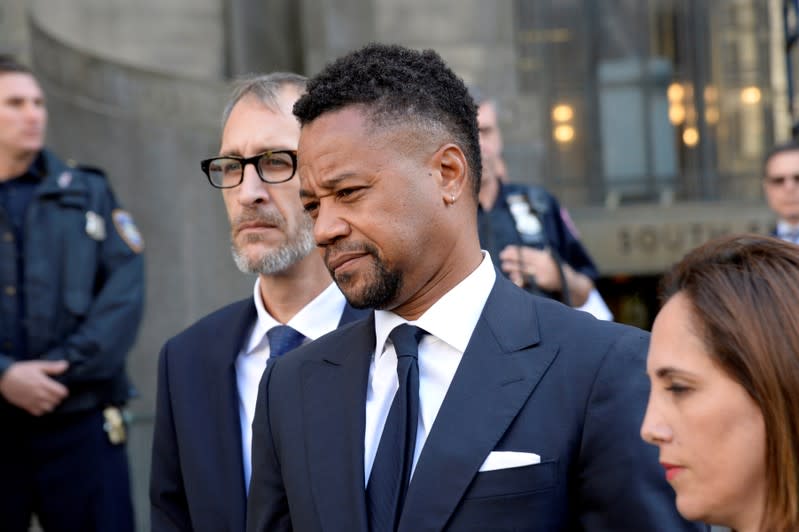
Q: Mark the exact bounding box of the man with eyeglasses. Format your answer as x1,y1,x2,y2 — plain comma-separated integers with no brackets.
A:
150,73,368,532
764,140,799,244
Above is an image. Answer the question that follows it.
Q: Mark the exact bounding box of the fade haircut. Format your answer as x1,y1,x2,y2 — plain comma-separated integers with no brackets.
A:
293,43,482,198
0,54,33,76
221,72,308,127
661,234,799,532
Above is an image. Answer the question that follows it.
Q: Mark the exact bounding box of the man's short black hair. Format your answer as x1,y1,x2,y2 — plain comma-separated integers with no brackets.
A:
765,139,799,170
0,54,33,76
293,43,481,197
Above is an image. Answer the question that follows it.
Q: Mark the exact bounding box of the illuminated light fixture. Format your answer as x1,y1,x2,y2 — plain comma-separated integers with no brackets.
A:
705,107,719,125
683,127,699,147
553,124,575,143
552,104,574,122
669,104,686,125
740,86,761,105
667,82,684,102
704,86,718,102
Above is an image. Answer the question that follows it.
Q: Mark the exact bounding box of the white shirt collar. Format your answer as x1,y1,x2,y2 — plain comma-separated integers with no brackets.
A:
777,220,799,237
373,252,496,357
244,276,347,355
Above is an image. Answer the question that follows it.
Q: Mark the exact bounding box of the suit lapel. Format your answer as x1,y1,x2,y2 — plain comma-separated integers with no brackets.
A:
302,314,375,531
338,302,371,326
212,299,257,532
399,278,558,532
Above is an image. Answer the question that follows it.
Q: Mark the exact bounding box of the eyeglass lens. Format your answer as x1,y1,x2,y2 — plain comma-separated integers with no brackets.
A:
207,152,295,187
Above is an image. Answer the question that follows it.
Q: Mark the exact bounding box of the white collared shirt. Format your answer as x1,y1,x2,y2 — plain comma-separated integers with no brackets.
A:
364,252,497,485
776,220,799,243
237,277,347,490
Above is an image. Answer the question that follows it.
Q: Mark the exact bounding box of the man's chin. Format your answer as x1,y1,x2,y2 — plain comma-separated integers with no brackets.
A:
340,289,393,310
334,271,400,310
232,246,274,274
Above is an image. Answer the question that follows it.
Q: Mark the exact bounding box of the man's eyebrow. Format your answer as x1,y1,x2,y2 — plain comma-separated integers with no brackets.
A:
218,146,295,158
300,173,359,197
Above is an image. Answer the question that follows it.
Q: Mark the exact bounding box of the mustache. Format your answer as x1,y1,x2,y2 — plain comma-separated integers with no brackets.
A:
231,207,285,234
324,240,380,264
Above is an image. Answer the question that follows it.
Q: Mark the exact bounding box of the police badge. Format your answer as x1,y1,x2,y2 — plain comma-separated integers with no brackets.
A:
85,211,107,241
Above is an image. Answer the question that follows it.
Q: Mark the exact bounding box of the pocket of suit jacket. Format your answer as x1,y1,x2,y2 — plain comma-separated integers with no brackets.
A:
466,458,558,499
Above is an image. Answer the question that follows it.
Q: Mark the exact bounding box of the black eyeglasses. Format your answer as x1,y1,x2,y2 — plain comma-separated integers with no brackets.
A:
764,174,799,187
200,150,298,189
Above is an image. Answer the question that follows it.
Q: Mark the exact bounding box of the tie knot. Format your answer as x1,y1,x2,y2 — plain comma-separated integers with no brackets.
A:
267,325,306,358
388,324,426,359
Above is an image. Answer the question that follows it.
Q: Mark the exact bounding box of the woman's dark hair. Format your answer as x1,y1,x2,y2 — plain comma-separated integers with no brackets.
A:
661,234,799,531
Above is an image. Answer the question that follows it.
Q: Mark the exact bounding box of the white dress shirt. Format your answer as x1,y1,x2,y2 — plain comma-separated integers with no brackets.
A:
364,253,496,485
776,220,799,243
237,277,347,490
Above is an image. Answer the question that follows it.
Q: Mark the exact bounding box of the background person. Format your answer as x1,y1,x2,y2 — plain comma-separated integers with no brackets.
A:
247,43,704,532
763,140,799,243
641,234,799,532
474,91,612,319
0,55,144,532
149,73,368,532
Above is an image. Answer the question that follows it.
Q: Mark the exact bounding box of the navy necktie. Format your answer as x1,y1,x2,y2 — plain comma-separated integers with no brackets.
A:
366,324,426,532
266,325,306,358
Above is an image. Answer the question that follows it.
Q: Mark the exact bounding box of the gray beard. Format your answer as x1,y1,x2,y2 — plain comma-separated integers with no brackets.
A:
231,215,316,275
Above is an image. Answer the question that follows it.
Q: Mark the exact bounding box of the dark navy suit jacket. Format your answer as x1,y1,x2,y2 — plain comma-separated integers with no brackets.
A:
150,297,368,532
247,276,705,531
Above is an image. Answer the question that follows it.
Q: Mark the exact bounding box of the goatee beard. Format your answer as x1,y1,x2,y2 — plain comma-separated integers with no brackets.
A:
231,208,315,275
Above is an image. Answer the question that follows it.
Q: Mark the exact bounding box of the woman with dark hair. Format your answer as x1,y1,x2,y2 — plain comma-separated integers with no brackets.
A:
641,234,799,531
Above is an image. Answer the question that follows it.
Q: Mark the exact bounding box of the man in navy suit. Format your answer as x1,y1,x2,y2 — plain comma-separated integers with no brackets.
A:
149,73,367,532
247,45,705,531
763,140,799,243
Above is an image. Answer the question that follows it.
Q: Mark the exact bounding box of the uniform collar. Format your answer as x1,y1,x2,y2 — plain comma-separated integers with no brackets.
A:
3,151,46,183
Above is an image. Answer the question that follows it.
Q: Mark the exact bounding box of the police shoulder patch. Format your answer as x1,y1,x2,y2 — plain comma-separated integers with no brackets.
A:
112,209,144,253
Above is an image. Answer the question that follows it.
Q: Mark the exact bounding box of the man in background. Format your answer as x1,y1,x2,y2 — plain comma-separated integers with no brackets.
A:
475,91,612,319
763,140,799,243
0,55,144,532
150,73,367,532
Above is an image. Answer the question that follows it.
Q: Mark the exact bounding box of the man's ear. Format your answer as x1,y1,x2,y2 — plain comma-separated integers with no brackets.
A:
432,143,469,206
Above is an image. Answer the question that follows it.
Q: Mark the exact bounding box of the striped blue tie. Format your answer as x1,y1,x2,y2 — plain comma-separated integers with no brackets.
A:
266,325,305,358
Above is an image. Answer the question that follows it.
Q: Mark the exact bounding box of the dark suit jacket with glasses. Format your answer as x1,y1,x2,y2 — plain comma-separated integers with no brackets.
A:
150,297,368,532
246,275,706,531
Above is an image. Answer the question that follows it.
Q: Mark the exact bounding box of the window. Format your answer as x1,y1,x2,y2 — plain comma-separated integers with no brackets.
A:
513,0,783,206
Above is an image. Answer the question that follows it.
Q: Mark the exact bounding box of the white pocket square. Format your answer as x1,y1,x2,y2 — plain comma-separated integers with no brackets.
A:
478,451,541,472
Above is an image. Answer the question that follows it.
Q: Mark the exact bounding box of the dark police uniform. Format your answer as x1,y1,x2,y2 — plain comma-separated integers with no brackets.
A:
478,182,598,303
0,150,144,532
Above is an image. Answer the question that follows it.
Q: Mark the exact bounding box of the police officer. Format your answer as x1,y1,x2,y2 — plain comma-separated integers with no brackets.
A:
0,55,143,531
475,91,612,318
